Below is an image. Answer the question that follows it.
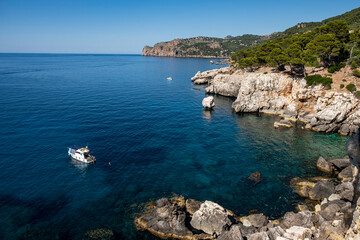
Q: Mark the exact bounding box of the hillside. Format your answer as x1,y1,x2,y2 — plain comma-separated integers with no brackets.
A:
142,35,278,58
142,7,360,58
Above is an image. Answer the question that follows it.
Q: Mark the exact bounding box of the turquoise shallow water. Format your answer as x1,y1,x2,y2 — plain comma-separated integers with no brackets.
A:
0,54,348,239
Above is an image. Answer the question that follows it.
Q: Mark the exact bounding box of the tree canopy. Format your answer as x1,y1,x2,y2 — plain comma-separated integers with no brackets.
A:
231,20,355,75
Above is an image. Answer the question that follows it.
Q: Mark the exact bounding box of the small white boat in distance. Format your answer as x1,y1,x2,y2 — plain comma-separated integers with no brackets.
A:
68,146,95,163
167,77,173,81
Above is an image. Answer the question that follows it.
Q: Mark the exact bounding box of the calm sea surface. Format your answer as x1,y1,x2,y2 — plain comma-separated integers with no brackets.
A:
0,54,348,239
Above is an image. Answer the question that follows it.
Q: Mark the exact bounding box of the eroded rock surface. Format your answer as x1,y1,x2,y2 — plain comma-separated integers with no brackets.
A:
192,68,360,135
190,201,232,237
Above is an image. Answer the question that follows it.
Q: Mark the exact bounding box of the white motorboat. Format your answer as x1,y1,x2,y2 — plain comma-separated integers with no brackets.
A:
68,146,95,163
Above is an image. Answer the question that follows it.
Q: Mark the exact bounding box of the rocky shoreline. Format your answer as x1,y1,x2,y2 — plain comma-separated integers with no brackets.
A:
135,153,360,240
191,67,360,136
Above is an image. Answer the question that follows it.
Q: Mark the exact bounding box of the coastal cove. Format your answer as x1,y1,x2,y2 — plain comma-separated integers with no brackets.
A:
0,54,349,239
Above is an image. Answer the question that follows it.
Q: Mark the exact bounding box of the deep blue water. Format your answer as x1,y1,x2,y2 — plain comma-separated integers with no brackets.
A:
0,54,348,239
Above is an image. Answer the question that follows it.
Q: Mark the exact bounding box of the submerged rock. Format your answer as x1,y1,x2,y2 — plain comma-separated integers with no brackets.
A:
190,201,232,237
202,96,215,109
274,120,293,128
290,178,316,198
84,228,114,240
248,172,262,183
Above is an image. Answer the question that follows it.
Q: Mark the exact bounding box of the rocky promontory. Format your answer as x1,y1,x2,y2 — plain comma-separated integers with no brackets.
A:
191,67,360,136
135,161,360,240
135,142,360,240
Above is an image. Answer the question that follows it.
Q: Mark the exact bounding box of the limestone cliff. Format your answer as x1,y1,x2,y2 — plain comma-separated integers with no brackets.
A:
191,68,360,136
142,35,274,58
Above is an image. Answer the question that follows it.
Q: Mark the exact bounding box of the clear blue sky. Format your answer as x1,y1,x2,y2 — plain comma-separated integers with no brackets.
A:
0,0,359,54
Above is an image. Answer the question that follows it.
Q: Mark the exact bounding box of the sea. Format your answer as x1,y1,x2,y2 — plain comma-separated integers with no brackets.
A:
0,53,349,239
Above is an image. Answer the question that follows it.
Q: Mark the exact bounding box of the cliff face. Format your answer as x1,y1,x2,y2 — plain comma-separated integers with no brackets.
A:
142,37,228,58
191,68,360,136
142,35,274,58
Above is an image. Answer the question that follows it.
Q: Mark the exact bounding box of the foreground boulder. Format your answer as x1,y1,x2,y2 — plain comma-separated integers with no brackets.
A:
135,198,211,239
202,96,215,109
281,211,313,229
217,224,243,240
190,201,232,237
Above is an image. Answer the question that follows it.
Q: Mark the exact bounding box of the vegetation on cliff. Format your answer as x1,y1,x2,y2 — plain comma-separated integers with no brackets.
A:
231,20,353,74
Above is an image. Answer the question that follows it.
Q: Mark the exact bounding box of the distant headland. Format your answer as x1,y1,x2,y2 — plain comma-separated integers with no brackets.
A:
142,7,360,58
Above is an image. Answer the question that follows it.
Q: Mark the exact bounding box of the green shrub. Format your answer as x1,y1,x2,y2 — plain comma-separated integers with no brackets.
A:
346,83,356,92
342,79,347,82
353,69,360,77
351,61,358,69
328,62,346,73
264,72,268,74
305,74,332,89
340,84,345,88
355,91,360,97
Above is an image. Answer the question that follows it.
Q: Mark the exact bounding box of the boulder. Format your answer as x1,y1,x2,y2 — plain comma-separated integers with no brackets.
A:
335,182,354,202
246,213,268,228
318,220,346,240
266,226,285,240
338,165,354,182
202,96,215,109
329,158,351,170
217,224,243,240
281,211,313,229
284,226,312,239
247,232,270,240
320,203,341,221
185,199,202,216
135,197,209,239
238,224,257,238
317,156,333,174
328,194,341,202
308,181,335,201
190,201,232,236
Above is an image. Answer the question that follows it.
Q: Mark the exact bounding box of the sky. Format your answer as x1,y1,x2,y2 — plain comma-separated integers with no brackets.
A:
0,0,359,54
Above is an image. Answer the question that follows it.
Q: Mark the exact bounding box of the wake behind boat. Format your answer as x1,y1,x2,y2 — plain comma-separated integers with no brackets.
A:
68,146,96,163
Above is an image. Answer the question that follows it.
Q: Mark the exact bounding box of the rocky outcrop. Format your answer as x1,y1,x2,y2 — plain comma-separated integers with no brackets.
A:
202,96,215,109
142,38,229,58
135,197,212,240
190,201,232,237
191,68,360,135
